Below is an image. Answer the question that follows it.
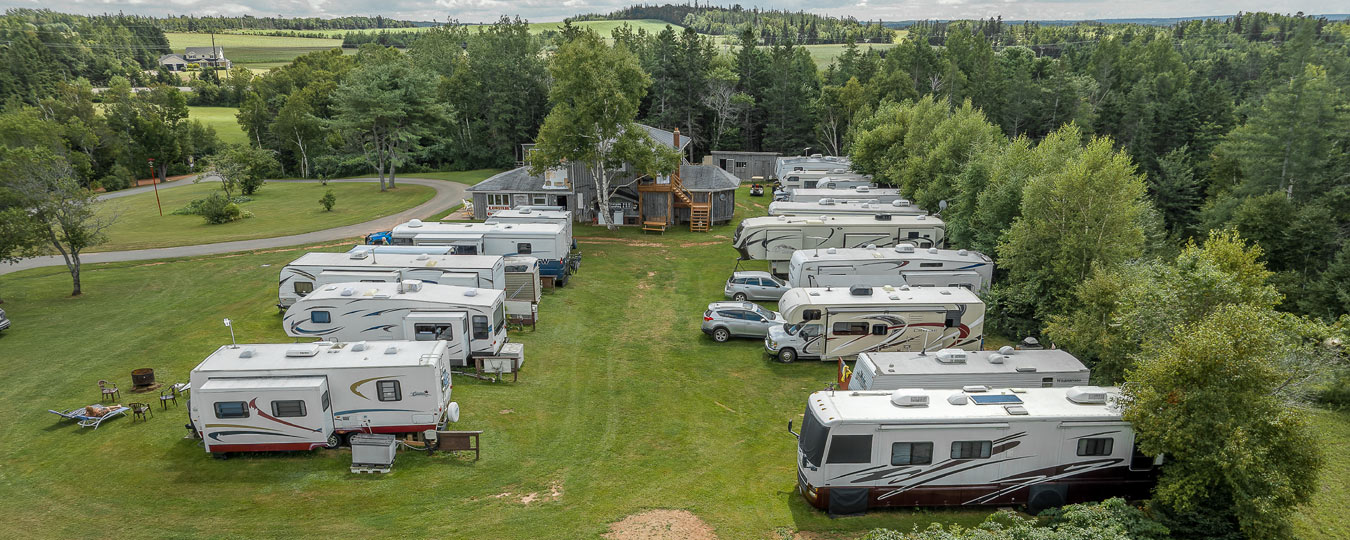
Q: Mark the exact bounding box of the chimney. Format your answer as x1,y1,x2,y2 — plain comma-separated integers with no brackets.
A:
672,128,681,152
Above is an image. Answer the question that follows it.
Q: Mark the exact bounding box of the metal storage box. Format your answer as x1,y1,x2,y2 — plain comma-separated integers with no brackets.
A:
350,433,397,473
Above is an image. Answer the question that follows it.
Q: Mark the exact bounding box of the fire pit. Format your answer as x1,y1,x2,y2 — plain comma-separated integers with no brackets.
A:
131,368,156,388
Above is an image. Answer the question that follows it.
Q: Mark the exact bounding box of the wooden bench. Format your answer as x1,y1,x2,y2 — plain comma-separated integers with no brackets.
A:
642,220,667,234
427,430,482,460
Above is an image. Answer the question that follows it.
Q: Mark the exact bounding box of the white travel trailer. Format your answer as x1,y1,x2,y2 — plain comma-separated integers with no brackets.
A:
791,386,1159,514
769,199,927,218
348,245,454,256
775,155,852,181
388,220,574,285
791,187,906,204
765,285,984,363
847,348,1091,391
278,251,506,309
187,340,459,455
484,208,575,250
503,255,542,323
283,281,519,366
733,215,947,275
778,171,873,192
787,244,994,292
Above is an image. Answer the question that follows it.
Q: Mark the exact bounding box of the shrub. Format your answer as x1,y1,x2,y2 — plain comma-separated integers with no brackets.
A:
319,189,336,211
197,192,245,224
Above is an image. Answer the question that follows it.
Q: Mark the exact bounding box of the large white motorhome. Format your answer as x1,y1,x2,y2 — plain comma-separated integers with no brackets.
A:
791,386,1158,514
847,347,1091,391
765,285,984,363
769,199,926,218
187,340,459,455
388,220,575,285
778,171,873,192
283,281,520,367
775,155,852,181
278,251,505,309
483,208,575,250
791,187,906,204
733,215,946,275
787,244,994,292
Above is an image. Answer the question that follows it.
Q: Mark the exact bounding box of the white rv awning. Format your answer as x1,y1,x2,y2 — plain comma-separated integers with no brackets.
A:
199,376,327,391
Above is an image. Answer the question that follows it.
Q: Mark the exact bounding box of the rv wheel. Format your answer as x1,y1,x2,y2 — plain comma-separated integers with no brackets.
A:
732,293,748,301
1027,488,1065,515
778,348,797,363
211,452,229,460
324,433,341,449
712,328,731,342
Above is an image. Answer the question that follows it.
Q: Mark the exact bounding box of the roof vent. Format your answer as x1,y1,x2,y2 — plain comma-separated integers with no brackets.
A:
349,250,370,260
947,393,969,405
998,345,1015,355
1020,337,1043,349
464,288,478,297
888,293,900,300
916,215,926,220
340,287,355,297
777,215,787,221
519,208,532,214
416,253,430,261
936,349,968,364
398,280,423,294
1015,366,1038,373
865,244,877,250
1004,405,1029,415
286,344,321,357
407,219,423,228
928,247,939,254
987,353,1006,364
874,214,892,221
895,244,916,254
849,285,873,296
957,249,969,256
939,289,952,295
962,385,989,393
855,186,870,192
819,198,835,205
238,347,257,358
826,247,837,255
894,200,910,207
350,341,368,352
384,345,399,355
890,389,929,407
1066,386,1109,404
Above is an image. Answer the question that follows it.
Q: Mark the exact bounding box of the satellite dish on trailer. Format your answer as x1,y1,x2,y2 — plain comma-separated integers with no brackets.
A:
938,200,948,211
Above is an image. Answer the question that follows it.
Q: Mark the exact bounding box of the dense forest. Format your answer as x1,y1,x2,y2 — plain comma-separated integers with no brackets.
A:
155,14,421,32
573,3,894,43
0,9,171,102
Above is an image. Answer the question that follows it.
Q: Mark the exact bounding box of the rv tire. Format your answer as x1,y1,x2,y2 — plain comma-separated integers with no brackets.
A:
1026,485,1067,515
778,348,797,363
211,452,229,460
712,328,731,342
324,433,341,449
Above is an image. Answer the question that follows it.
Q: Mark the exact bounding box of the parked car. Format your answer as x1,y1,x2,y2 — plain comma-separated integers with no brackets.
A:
702,301,784,342
724,271,790,301
749,184,765,196
0,307,9,332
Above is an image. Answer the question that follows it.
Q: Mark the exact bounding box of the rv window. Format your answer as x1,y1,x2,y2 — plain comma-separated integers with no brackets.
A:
472,315,489,340
1041,377,1054,388
799,409,830,467
803,309,822,321
271,400,307,418
293,281,314,295
415,324,454,341
832,322,869,336
517,243,532,254
391,237,413,246
907,232,920,239
951,441,993,459
800,324,822,338
919,262,943,268
494,304,505,331
451,245,478,255
871,324,888,335
321,391,330,411
891,442,934,465
377,380,402,401
804,180,818,189
310,311,331,324
825,434,873,464
1077,438,1114,457
213,401,249,419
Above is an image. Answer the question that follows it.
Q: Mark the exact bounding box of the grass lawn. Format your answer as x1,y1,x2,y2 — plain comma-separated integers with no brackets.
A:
165,32,343,69
1293,409,1350,539
188,106,247,146
92,181,433,252
0,186,994,538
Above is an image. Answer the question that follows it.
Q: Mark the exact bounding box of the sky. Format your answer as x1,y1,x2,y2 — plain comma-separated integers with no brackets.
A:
8,0,1346,24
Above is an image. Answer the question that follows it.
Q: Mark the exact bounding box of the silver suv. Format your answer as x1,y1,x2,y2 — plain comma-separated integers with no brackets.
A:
701,301,784,342
724,271,790,301
0,307,9,332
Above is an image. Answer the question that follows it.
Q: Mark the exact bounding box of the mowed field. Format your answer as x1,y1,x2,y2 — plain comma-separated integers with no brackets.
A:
1,185,1348,538
94,180,434,252
165,32,344,71
188,106,248,145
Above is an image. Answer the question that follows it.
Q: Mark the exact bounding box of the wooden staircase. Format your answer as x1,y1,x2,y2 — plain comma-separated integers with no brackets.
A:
669,168,710,233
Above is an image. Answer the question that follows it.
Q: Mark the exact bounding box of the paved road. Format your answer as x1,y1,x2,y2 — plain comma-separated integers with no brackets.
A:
0,177,465,276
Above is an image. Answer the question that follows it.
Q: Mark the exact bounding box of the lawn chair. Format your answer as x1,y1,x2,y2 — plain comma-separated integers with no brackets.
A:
159,385,185,409
48,404,130,430
97,380,120,401
129,402,153,422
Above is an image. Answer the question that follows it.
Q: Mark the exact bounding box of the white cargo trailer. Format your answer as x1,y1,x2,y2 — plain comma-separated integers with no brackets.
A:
847,347,1091,390
765,285,984,362
278,251,505,309
791,386,1159,514
733,215,946,275
187,340,459,455
787,244,994,292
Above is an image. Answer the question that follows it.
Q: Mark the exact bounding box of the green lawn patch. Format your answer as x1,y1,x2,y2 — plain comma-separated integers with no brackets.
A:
1294,409,1350,539
93,181,433,252
188,106,247,146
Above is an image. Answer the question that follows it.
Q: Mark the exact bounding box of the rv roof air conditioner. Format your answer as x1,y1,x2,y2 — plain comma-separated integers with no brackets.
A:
398,280,423,294
1066,386,1109,404
998,346,1016,355
890,389,929,407
987,354,1006,364
238,347,257,358
929,247,939,254
849,285,873,296
826,247,837,255
286,344,321,357
407,219,423,228
464,289,478,297
349,250,370,260
958,249,969,256
519,208,533,214
916,215,927,221
893,200,910,207
947,393,969,405
340,287,355,297
895,244,916,254
819,198,836,205
350,341,369,352
936,349,967,364
866,244,877,250
384,345,399,355
962,385,989,393
855,186,870,192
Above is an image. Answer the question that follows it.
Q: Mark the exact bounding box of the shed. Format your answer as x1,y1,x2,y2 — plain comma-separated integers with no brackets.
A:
708,150,780,182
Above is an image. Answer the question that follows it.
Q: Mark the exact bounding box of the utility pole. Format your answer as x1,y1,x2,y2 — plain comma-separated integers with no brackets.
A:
148,158,163,216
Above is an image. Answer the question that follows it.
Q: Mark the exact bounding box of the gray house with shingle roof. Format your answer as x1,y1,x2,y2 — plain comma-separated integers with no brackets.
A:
159,46,231,71
468,124,738,227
